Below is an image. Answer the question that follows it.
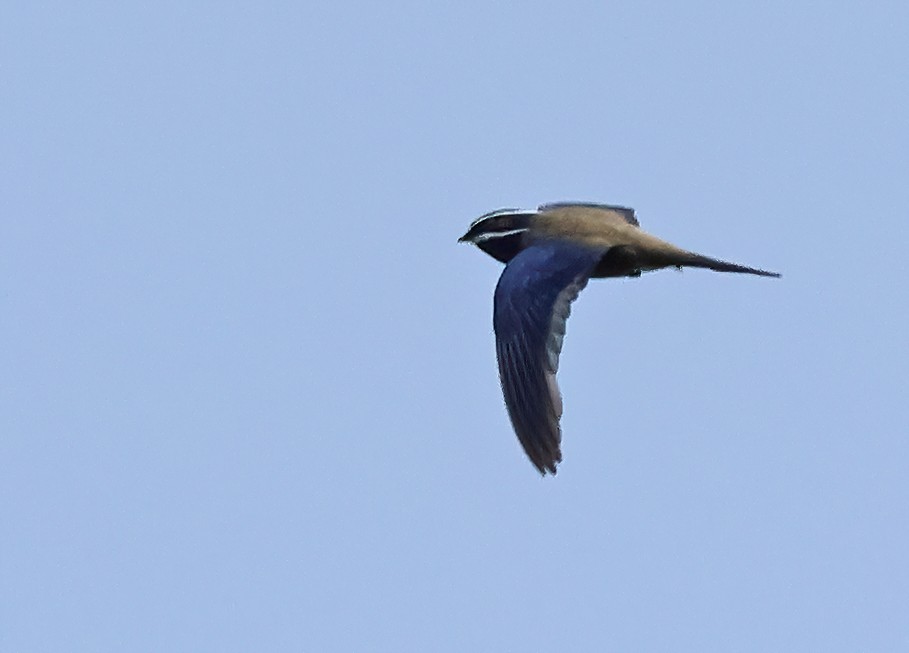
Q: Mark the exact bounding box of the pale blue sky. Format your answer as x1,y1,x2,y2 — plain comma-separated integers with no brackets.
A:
2,2,907,651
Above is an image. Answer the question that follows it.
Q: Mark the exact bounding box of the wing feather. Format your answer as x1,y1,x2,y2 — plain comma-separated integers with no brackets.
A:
538,201,639,227
493,241,605,474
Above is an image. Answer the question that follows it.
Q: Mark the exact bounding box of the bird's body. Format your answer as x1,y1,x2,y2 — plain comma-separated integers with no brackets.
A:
459,202,779,475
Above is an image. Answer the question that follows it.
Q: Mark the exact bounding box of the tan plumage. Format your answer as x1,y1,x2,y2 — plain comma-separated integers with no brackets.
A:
534,204,780,278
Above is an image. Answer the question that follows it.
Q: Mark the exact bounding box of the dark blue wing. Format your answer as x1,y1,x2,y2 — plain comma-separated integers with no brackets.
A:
493,241,606,474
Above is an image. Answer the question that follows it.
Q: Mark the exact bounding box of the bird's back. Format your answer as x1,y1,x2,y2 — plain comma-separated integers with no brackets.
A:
534,204,684,258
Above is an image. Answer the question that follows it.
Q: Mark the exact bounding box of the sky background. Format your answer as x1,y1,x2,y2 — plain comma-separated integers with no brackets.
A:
2,2,907,651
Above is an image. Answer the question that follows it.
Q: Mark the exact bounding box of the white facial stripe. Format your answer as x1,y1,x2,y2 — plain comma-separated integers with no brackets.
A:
468,208,537,229
485,208,535,217
472,227,529,242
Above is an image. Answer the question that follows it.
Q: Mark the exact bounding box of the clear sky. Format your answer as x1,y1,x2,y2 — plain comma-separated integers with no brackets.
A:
2,2,907,651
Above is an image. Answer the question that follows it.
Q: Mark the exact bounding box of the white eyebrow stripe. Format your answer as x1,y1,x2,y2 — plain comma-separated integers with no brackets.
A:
468,208,538,229
473,227,530,242
485,208,536,217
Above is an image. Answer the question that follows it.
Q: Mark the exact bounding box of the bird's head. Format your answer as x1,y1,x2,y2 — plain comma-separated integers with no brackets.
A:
458,208,537,264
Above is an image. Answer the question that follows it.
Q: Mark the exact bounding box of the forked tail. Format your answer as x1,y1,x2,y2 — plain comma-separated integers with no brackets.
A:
681,252,781,278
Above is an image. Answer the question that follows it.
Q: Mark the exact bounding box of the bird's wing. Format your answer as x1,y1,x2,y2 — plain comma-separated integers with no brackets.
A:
493,240,606,474
538,202,639,227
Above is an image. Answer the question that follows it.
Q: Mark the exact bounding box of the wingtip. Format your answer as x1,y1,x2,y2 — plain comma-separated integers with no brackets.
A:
528,448,562,476
531,459,559,476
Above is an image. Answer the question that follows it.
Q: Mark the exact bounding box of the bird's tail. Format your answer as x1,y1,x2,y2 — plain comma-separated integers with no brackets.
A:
678,252,780,278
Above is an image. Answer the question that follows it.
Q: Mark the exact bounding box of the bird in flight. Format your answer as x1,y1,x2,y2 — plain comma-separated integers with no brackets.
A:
459,202,780,475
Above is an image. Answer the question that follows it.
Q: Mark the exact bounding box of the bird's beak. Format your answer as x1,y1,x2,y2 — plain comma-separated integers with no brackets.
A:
457,232,472,243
